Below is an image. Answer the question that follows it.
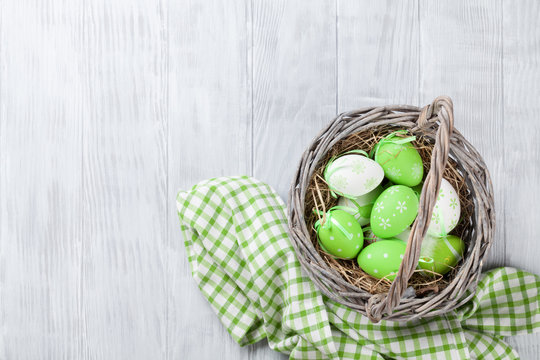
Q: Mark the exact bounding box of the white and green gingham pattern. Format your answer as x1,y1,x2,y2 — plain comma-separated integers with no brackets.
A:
177,176,539,359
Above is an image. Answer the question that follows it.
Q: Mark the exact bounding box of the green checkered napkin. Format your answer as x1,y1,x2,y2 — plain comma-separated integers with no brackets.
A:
177,176,539,360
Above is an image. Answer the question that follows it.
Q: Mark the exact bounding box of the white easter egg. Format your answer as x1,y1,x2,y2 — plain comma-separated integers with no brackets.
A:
338,186,383,226
427,179,461,236
393,227,438,247
325,154,384,198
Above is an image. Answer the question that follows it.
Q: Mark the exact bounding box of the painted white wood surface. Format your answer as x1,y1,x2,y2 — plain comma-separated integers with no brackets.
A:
0,0,538,359
419,0,506,268
502,0,540,355
167,1,254,359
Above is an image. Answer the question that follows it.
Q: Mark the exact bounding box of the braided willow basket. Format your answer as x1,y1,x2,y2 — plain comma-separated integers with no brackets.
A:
288,96,495,322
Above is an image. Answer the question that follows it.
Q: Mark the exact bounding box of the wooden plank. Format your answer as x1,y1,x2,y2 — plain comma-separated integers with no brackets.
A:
0,1,85,358
501,0,540,292
502,0,540,356
166,1,254,359
419,0,505,268
252,0,337,200
80,1,168,358
338,0,419,110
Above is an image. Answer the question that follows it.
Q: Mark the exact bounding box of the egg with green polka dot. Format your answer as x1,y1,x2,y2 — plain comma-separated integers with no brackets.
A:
370,185,419,238
316,209,364,259
357,240,406,280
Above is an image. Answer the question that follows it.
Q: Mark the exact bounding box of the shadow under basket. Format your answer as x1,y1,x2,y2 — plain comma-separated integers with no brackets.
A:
287,96,495,322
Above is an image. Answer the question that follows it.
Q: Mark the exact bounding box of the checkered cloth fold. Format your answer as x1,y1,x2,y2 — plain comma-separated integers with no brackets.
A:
177,176,539,360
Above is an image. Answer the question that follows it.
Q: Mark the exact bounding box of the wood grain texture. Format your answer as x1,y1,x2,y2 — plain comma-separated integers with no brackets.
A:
502,0,540,355
337,0,419,110
419,0,506,268
0,1,85,358
252,0,337,200
80,1,168,358
166,1,255,359
0,0,538,359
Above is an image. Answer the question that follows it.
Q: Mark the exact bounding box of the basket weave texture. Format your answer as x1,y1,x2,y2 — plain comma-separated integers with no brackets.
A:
288,96,495,322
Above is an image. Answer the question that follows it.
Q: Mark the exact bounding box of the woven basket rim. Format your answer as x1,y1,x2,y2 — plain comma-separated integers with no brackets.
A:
287,96,495,322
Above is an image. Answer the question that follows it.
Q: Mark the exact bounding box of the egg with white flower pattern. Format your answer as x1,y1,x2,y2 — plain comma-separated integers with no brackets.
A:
316,209,364,259
324,153,384,198
373,135,423,187
427,179,461,236
338,185,383,226
357,240,406,280
370,185,419,238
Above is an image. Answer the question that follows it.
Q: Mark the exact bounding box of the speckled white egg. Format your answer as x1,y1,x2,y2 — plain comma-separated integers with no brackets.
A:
428,179,461,236
324,153,384,198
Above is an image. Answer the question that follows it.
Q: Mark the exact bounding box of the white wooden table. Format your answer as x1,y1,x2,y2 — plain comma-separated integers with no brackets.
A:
1,0,539,359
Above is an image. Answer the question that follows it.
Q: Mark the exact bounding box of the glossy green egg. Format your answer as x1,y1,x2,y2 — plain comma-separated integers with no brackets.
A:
357,240,406,280
375,142,423,186
370,185,419,238
316,209,364,259
418,234,465,275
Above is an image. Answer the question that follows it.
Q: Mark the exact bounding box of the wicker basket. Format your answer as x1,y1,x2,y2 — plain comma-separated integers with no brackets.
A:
288,96,495,322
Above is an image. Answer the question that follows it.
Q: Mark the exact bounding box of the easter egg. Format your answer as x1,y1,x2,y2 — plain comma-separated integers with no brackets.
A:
324,153,384,198
316,209,364,259
357,240,406,280
411,183,424,199
363,228,383,245
363,228,403,247
394,227,411,242
427,179,461,236
370,185,419,238
338,186,383,226
418,234,465,275
374,135,423,187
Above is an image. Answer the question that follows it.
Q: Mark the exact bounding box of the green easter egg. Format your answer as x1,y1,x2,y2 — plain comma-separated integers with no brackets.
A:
316,209,364,259
370,185,419,238
338,185,383,226
411,182,424,199
357,240,406,280
394,227,411,242
363,228,382,246
418,234,465,275
363,227,404,245
375,142,423,186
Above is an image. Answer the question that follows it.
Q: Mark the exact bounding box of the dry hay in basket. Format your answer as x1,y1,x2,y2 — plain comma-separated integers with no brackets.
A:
304,125,475,296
